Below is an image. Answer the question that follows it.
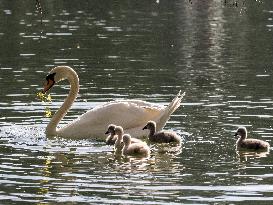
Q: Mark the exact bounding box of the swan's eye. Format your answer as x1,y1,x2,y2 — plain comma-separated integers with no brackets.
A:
46,73,56,81
43,73,56,94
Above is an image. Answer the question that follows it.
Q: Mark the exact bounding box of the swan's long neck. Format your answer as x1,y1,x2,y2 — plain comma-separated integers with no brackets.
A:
46,69,79,136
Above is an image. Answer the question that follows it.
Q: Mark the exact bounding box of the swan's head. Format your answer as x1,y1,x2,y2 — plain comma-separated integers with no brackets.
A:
105,124,116,135
122,134,132,145
234,127,247,139
43,66,77,93
114,126,124,137
142,120,156,130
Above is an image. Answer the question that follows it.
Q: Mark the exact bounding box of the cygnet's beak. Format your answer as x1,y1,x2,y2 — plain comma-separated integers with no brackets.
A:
234,132,239,136
105,130,109,135
142,125,147,130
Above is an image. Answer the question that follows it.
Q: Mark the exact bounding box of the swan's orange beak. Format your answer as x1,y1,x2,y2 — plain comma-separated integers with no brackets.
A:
43,79,55,94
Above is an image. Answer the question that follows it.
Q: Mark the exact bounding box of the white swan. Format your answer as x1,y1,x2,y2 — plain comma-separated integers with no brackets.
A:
42,66,185,140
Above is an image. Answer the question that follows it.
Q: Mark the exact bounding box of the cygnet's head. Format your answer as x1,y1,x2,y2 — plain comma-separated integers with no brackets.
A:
234,127,247,139
114,126,124,137
122,134,132,145
142,120,156,130
105,124,116,135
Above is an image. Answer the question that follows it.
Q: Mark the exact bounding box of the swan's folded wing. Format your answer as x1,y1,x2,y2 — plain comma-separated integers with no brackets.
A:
77,100,164,130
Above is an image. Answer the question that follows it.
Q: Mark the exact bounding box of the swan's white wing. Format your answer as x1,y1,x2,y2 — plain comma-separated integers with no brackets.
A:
58,100,165,138
79,100,164,129
115,99,164,109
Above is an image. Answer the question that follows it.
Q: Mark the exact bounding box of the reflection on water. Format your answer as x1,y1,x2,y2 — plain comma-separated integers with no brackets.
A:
1,0,273,204
236,150,270,162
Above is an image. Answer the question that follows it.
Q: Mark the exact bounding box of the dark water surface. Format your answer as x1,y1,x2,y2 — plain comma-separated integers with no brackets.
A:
1,0,273,204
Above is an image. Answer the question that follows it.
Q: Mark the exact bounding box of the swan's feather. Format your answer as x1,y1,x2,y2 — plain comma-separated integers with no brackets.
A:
80,100,163,128
58,100,164,139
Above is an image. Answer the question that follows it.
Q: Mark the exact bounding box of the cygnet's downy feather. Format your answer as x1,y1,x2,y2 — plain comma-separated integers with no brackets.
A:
113,126,142,152
143,120,181,144
105,124,118,145
235,127,270,151
122,134,150,157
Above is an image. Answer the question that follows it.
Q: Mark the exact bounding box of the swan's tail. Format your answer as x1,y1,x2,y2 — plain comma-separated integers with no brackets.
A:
155,90,186,131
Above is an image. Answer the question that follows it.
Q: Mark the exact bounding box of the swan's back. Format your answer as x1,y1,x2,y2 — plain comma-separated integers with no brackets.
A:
80,100,164,123
58,91,184,140
58,100,164,139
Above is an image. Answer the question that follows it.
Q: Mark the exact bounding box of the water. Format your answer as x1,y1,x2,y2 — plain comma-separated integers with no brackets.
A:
1,0,273,204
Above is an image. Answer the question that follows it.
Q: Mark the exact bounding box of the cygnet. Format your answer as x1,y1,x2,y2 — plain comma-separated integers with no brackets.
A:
105,124,117,145
235,127,270,151
122,134,150,157
113,126,142,152
142,121,181,144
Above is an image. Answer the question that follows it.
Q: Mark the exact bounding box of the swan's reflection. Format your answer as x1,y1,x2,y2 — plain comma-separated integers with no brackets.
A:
236,150,270,162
